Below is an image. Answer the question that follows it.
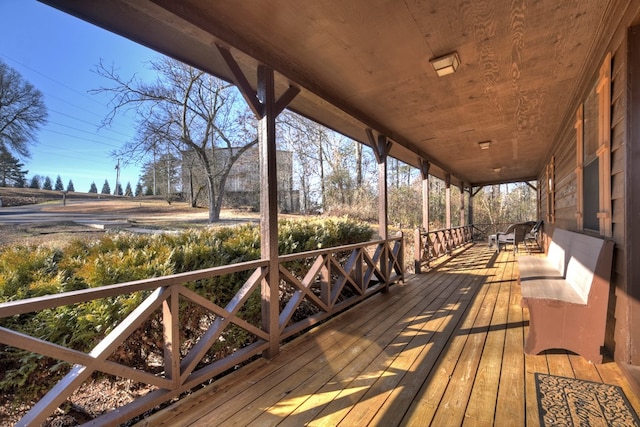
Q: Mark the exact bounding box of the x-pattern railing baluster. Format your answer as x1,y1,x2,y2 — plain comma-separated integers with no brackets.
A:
414,225,474,273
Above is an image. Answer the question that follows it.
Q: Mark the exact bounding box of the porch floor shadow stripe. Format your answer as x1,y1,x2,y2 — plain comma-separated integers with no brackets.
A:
228,268,472,427
306,261,488,426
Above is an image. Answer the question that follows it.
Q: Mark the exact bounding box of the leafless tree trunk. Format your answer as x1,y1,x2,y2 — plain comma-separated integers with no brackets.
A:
355,141,363,188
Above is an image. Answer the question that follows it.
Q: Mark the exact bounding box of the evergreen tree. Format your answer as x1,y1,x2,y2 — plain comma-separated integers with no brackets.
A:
134,181,143,197
114,183,123,196
67,180,75,192
13,175,26,188
54,175,64,191
88,182,98,193
0,147,28,187
124,182,133,197
144,186,153,196
101,179,111,194
42,176,53,190
29,175,40,189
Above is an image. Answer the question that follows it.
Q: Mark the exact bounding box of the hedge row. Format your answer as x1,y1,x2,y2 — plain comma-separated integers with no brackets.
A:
0,217,373,399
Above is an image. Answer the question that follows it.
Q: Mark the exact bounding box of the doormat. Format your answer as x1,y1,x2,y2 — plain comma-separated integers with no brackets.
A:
536,373,640,426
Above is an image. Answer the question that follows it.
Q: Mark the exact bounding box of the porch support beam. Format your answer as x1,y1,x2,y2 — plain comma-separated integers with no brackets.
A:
366,129,392,240
219,46,299,358
445,173,451,229
419,159,430,231
459,182,466,226
217,44,263,118
275,86,301,117
257,65,280,357
468,186,475,226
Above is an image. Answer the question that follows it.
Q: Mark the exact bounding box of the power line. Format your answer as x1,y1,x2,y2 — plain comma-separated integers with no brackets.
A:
0,51,105,107
1,52,139,140
41,128,123,149
46,120,127,146
43,91,134,135
48,109,134,140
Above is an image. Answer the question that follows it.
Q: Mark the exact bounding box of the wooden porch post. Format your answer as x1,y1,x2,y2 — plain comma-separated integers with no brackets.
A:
468,186,475,226
257,66,280,358
420,160,430,231
218,45,299,358
445,173,451,229
367,130,392,240
459,182,466,226
415,160,430,274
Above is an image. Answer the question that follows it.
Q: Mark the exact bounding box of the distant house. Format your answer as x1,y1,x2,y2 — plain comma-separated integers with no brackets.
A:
182,145,299,212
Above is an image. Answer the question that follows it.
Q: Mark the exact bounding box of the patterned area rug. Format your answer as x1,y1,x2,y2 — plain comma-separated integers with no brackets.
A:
536,373,640,426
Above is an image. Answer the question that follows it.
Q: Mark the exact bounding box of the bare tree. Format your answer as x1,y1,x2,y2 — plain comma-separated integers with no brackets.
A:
0,60,47,157
93,57,256,222
355,141,363,188
279,112,324,212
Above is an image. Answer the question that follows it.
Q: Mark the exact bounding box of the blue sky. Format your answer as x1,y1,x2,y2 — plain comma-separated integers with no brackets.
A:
0,0,160,193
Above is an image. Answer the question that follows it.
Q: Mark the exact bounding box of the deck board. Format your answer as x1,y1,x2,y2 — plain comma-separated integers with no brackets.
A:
463,255,508,426
494,260,526,426
137,245,640,426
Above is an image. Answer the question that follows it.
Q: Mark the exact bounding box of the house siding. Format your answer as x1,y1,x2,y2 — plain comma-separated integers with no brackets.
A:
538,0,640,363
626,23,640,366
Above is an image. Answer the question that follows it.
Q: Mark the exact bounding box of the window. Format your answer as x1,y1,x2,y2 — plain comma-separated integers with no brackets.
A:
575,53,612,236
546,157,555,223
583,158,599,230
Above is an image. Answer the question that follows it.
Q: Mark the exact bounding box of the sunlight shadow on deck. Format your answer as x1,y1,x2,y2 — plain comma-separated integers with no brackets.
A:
142,245,640,426
251,248,495,427
141,246,551,426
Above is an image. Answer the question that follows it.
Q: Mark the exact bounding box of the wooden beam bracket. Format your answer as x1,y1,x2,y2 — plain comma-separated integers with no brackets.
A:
472,186,483,197
275,86,301,117
217,45,299,121
365,129,392,164
419,159,430,180
217,44,264,118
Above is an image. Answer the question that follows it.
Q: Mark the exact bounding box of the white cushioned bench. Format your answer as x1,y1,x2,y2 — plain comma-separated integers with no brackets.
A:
518,228,614,363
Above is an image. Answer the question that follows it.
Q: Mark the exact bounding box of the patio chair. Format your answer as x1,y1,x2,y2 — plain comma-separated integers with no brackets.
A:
524,220,543,253
496,222,533,253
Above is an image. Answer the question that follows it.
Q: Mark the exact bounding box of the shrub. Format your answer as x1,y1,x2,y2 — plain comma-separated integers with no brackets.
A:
0,217,373,400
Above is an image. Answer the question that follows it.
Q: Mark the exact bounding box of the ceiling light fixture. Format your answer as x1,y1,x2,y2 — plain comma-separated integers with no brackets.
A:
493,167,502,173
430,52,460,77
478,141,491,150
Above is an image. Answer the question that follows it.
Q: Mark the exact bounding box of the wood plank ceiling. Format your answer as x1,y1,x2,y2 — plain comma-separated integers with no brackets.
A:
41,0,610,187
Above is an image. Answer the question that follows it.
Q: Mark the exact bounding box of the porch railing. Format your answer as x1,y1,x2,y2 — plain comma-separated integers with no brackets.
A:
0,234,403,427
414,225,474,273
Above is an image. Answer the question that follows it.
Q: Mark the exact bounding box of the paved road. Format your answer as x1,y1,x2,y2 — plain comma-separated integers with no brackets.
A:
0,201,128,225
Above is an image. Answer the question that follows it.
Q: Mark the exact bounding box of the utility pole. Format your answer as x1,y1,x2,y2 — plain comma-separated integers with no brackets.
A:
166,145,171,198
153,148,157,196
115,158,121,196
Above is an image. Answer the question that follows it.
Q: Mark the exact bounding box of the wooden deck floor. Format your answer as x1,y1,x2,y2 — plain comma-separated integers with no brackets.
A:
138,244,640,426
